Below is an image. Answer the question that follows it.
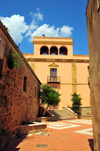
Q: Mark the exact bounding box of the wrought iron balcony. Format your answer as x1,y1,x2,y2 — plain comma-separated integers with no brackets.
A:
47,76,60,83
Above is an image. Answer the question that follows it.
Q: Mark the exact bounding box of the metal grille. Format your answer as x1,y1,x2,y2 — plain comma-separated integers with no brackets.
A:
47,76,60,83
35,144,48,148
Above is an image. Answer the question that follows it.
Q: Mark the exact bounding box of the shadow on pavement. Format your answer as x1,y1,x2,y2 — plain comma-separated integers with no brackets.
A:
1,135,26,151
88,139,94,151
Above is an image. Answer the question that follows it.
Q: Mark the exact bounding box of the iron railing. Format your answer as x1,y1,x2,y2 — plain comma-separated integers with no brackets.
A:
47,76,60,83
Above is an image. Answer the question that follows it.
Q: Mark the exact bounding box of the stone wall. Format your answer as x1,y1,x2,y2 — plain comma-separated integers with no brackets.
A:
86,0,100,150
69,107,91,115
0,21,41,149
81,107,91,115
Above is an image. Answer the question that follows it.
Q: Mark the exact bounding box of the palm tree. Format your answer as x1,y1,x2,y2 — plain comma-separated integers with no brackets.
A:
39,85,61,116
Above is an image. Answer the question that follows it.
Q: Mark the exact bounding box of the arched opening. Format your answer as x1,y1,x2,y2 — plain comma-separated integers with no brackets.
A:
40,46,49,55
50,46,58,55
59,46,67,55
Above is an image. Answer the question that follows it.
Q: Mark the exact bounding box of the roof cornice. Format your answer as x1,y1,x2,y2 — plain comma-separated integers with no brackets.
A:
33,41,74,45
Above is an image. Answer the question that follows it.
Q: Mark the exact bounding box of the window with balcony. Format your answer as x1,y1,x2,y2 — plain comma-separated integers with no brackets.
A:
47,68,60,83
47,63,60,84
50,68,57,82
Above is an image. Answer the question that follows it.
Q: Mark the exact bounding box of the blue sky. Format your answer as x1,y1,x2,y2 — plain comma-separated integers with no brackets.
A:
0,0,88,55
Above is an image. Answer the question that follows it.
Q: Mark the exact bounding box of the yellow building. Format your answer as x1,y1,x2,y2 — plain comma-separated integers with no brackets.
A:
24,37,90,109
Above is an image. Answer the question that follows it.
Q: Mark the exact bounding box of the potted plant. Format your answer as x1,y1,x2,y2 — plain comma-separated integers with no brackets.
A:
71,93,82,118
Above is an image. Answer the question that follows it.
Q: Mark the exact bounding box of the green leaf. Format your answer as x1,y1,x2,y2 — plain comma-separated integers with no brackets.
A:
71,92,82,115
39,84,61,106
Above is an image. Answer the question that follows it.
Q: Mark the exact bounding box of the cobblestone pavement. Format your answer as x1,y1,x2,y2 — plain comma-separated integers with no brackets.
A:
2,119,93,151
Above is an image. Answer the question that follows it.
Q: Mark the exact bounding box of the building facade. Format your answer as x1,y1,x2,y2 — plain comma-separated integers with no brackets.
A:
24,37,90,109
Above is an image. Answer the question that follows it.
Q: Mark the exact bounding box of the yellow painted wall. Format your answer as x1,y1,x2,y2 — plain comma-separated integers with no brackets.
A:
77,85,90,107
58,85,72,108
76,63,89,83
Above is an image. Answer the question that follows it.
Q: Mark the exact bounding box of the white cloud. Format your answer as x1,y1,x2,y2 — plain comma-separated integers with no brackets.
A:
30,24,59,41
0,15,28,43
32,8,43,21
0,8,74,44
0,17,4,20
60,25,73,37
29,24,73,42
25,8,43,38
25,20,38,37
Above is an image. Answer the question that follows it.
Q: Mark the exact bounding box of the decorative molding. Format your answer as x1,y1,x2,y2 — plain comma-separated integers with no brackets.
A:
48,63,59,67
34,37,73,39
33,41,74,45
26,58,89,63
42,83,88,85
48,63,59,77
73,54,89,57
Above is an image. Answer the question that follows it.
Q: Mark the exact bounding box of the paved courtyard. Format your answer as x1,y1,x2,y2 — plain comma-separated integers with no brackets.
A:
2,119,93,151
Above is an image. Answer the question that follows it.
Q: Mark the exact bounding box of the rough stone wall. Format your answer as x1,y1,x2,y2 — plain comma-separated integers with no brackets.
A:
0,66,40,133
0,22,41,149
81,107,91,115
69,107,91,115
86,0,100,151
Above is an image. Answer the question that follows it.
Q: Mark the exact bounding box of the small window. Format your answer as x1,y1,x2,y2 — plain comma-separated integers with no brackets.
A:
23,77,27,92
0,60,3,79
35,87,36,98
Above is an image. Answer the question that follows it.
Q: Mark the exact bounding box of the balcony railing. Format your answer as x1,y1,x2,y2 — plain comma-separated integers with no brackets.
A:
47,76,60,83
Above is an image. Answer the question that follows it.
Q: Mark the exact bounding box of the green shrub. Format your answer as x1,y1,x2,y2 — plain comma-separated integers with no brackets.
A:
39,84,61,116
71,93,82,115
8,51,24,70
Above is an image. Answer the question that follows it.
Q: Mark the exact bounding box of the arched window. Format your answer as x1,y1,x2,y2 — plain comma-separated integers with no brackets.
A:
50,46,58,55
40,46,49,55
59,46,67,55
